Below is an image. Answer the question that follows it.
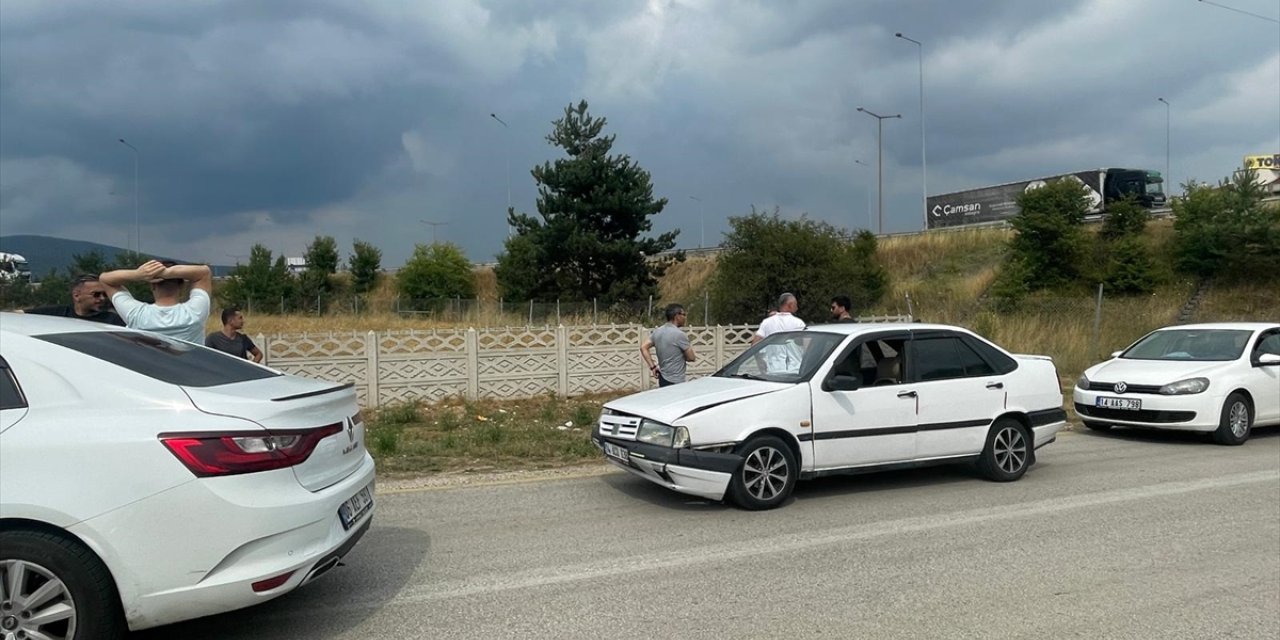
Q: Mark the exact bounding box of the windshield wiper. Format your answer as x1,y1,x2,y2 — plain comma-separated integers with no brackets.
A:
727,372,765,380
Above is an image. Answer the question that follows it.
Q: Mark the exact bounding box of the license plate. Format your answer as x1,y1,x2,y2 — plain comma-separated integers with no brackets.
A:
1097,396,1141,411
338,484,374,530
603,441,629,463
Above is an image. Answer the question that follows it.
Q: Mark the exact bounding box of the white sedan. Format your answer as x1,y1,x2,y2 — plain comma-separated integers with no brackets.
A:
594,323,1066,510
0,313,376,638
1074,322,1280,445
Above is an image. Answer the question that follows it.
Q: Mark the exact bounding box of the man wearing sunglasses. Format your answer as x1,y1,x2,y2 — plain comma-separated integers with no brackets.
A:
21,274,125,325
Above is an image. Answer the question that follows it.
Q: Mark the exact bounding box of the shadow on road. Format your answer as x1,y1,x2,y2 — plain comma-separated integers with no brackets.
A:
130,525,429,640
1077,423,1279,446
599,473,733,512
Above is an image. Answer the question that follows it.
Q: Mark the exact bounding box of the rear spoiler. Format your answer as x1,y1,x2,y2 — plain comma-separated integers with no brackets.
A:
271,381,355,402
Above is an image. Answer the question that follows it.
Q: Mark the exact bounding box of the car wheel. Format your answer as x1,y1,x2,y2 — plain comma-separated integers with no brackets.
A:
1212,392,1252,446
0,530,125,640
1082,420,1112,432
727,436,797,510
978,419,1031,482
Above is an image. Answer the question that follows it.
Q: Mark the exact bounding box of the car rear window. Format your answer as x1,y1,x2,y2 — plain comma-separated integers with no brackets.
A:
37,331,280,387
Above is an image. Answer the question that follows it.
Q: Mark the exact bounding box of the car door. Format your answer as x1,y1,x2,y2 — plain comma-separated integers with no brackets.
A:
809,332,917,469
0,357,29,433
910,331,1009,459
1246,329,1280,425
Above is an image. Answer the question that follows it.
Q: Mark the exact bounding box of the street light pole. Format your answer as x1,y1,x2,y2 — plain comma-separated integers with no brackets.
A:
895,32,927,231
419,219,448,244
490,113,512,237
854,159,872,232
688,195,704,248
117,138,140,255
857,107,902,235
1157,98,1170,194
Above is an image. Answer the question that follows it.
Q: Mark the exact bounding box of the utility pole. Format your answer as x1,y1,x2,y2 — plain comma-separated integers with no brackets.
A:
856,108,902,235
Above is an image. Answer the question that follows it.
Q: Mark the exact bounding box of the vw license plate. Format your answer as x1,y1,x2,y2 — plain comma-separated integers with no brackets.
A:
338,484,374,530
603,441,629,463
1097,396,1141,411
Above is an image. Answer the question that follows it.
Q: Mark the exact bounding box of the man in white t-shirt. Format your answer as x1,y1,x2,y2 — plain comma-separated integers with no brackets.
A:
100,260,213,344
752,292,806,374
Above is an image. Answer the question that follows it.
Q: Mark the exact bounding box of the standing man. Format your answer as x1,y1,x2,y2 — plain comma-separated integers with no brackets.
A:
752,292,805,344
641,303,696,387
830,295,855,322
100,259,213,344
206,307,264,362
21,275,125,325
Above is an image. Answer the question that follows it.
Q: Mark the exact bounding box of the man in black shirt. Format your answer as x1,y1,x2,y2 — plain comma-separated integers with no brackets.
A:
22,275,125,326
205,307,263,362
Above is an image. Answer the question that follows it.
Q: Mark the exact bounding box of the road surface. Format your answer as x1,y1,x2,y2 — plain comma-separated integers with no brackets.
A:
137,427,1280,639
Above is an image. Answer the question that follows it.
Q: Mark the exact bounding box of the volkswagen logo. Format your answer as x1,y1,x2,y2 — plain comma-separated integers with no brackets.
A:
1114,381,1127,394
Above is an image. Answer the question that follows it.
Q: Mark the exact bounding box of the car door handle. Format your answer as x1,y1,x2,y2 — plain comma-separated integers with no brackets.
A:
897,390,917,399
986,382,1004,390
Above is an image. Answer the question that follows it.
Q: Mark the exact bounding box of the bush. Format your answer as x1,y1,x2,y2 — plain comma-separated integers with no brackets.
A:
1173,170,1280,281
1104,236,1158,295
1003,178,1091,291
709,208,888,323
397,243,476,300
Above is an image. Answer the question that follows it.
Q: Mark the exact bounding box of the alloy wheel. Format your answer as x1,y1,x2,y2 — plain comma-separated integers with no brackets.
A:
993,426,1027,475
743,446,789,501
0,559,77,640
1229,401,1249,438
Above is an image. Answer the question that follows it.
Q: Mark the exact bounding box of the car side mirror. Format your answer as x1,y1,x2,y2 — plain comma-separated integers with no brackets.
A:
1256,353,1280,367
824,374,861,392
1110,351,1123,359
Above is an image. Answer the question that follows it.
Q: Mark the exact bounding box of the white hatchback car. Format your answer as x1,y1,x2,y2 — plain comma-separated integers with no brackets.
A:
594,323,1066,510
0,313,376,639
1074,322,1280,445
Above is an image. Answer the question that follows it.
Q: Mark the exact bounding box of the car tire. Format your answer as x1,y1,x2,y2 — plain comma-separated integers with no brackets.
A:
1082,420,1112,432
1212,392,1252,446
978,418,1032,482
727,435,797,510
0,530,125,640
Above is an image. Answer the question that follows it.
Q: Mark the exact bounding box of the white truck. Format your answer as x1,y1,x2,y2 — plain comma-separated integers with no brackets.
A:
0,252,32,283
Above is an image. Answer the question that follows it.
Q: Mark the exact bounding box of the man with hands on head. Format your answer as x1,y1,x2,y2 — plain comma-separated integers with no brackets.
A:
99,259,213,344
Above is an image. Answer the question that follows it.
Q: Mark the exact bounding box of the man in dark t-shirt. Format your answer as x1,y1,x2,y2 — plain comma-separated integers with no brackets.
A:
205,307,264,362
22,275,125,326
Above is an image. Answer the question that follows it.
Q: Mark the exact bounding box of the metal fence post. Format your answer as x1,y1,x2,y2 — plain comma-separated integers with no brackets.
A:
593,298,598,326
704,290,710,326
528,300,534,326
1091,283,1104,362
556,299,561,325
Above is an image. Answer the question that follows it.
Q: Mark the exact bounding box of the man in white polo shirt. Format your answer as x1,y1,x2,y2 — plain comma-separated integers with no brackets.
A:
100,259,213,344
751,292,806,374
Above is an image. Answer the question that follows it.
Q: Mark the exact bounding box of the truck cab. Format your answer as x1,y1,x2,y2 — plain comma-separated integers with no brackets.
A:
0,253,32,283
1104,168,1166,208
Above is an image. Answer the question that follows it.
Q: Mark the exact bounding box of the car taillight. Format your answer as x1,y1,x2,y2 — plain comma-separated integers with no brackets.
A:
159,423,343,477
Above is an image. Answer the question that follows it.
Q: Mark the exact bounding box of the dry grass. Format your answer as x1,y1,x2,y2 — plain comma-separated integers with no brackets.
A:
1193,280,1280,322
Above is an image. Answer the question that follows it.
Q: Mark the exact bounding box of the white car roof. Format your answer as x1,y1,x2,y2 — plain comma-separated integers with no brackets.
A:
803,322,965,336
0,312,122,337
1155,322,1278,331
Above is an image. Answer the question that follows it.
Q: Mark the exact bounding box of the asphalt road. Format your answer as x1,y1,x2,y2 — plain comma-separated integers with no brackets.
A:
137,427,1280,639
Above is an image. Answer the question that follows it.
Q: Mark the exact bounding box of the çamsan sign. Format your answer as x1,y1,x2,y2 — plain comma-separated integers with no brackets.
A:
927,171,1105,230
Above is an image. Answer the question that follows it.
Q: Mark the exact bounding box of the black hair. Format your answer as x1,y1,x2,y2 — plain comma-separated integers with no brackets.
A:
831,295,852,311
71,274,99,290
221,307,241,324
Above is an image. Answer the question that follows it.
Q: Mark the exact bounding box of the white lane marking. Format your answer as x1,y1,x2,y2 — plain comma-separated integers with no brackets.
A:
378,469,1280,605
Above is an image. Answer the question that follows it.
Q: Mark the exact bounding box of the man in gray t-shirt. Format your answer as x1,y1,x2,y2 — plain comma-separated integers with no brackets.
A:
641,303,696,386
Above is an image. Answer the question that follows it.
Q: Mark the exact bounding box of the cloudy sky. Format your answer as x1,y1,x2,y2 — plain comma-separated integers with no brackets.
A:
1,0,1277,267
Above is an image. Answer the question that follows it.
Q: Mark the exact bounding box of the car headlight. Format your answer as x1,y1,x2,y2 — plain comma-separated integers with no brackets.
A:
1160,377,1209,395
635,419,690,448
1076,374,1090,390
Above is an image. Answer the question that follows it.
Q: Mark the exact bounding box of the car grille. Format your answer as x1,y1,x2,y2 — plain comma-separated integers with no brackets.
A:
1086,381,1163,395
1075,403,1196,424
599,413,641,441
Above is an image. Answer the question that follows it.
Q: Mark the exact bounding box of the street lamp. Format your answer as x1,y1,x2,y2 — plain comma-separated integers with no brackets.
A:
1157,98,1170,194
420,219,448,244
895,32,927,230
854,159,872,232
856,107,902,235
688,195,704,248
490,113,512,237
117,138,140,254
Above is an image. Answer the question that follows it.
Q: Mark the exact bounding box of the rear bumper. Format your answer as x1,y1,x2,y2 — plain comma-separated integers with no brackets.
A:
593,436,738,502
75,454,377,631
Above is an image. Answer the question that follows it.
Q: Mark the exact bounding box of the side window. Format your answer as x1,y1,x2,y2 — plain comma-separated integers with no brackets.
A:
1255,332,1280,357
0,360,27,411
912,338,966,382
831,336,908,387
962,335,1018,374
955,340,995,376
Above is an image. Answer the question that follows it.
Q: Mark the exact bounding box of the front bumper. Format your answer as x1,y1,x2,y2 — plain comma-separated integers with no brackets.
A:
1072,389,1218,431
593,435,741,502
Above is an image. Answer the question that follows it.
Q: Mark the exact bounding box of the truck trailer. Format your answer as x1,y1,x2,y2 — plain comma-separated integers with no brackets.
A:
926,168,1166,230
0,252,31,283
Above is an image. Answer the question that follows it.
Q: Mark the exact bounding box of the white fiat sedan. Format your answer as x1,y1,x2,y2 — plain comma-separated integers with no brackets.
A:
594,323,1066,510
0,313,375,639
1074,322,1280,445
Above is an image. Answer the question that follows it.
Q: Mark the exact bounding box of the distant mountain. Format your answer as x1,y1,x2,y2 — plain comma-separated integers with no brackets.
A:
0,235,233,279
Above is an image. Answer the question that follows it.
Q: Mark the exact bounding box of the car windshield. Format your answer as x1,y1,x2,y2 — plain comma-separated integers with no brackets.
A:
37,331,281,387
1121,329,1251,361
715,331,845,383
